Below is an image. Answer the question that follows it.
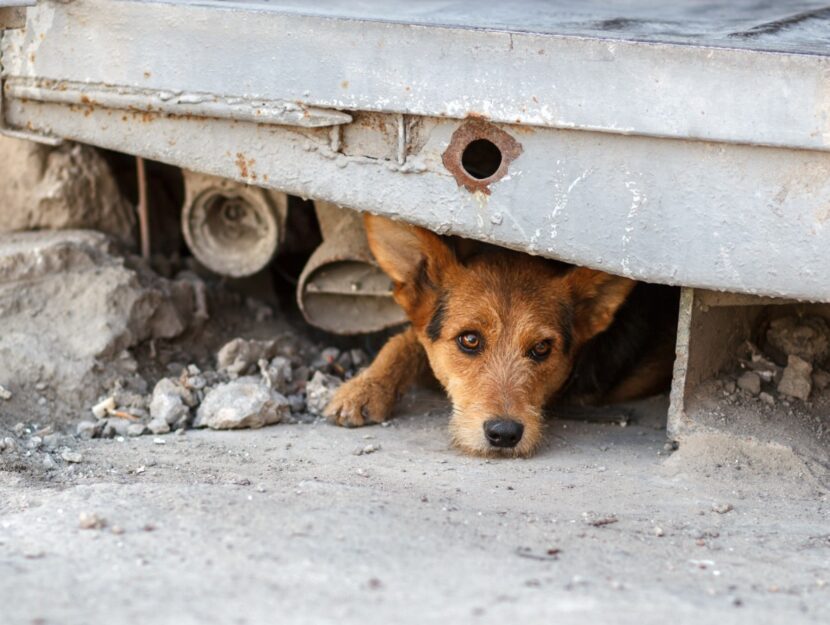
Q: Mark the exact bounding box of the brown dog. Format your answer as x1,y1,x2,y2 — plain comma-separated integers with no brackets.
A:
324,214,678,457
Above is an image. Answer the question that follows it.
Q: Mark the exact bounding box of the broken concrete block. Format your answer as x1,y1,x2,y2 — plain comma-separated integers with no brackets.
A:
777,355,813,401
0,230,197,418
194,377,288,429
0,137,135,244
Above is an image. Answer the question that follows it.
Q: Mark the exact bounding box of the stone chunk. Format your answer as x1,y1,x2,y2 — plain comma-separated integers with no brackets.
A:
777,355,813,401
736,371,761,396
194,377,289,430
149,378,190,425
305,371,343,415
217,338,279,377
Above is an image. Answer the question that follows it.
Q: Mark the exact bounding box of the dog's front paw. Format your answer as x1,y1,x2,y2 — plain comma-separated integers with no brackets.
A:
324,375,397,427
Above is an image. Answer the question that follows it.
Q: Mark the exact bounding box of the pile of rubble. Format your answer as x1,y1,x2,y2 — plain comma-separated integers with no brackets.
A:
74,337,366,439
720,315,830,406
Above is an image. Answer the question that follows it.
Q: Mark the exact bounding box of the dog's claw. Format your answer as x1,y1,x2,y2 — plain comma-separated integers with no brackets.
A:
324,376,396,428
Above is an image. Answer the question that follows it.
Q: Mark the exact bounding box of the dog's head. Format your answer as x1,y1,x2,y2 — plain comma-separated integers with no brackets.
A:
365,214,634,457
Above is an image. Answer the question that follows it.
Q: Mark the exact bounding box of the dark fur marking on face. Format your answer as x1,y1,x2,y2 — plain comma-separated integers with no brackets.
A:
427,292,448,342
557,300,573,354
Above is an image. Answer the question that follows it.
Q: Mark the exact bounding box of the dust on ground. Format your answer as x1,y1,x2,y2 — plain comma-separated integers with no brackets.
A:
2,391,829,625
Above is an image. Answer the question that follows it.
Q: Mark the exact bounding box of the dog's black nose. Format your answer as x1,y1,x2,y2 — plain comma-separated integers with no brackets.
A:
483,419,524,448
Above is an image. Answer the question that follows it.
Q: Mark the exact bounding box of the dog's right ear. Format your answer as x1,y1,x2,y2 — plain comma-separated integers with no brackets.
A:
364,213,456,288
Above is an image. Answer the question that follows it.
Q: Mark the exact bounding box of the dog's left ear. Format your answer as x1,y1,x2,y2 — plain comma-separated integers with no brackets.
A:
566,267,636,343
364,213,456,289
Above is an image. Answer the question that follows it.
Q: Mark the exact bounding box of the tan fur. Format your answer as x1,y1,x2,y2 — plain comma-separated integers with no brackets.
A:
325,214,654,457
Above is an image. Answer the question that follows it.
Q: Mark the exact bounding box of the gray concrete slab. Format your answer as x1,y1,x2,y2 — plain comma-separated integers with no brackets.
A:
1,390,828,625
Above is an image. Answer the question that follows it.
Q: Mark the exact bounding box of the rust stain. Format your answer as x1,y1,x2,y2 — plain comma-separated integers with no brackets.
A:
235,153,257,180
341,80,349,89
143,71,151,79
441,118,523,195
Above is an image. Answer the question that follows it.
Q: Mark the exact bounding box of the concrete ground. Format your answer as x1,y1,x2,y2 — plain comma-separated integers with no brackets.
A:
1,390,829,625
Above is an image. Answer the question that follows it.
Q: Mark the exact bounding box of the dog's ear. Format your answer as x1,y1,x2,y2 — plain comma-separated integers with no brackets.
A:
566,268,636,343
364,213,455,287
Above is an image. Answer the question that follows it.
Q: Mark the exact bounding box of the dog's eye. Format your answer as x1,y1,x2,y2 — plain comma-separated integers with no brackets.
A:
528,340,553,362
457,332,483,354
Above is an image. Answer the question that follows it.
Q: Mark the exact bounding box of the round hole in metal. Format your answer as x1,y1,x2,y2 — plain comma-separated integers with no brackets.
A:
460,138,502,180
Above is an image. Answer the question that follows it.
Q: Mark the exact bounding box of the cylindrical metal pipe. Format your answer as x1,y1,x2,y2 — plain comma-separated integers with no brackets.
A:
297,202,406,335
181,171,287,277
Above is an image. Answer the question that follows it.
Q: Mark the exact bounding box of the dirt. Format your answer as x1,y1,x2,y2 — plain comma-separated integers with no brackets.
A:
1,391,829,625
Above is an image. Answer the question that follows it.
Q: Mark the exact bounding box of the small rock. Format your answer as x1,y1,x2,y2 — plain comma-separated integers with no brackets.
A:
61,450,83,463
216,338,279,377
194,376,289,430
126,423,147,437
103,417,130,437
259,356,293,394
149,378,190,425
712,503,733,514
350,349,368,368
336,351,353,371
777,354,813,401
813,369,830,391
1,437,17,452
320,347,340,365
42,433,63,450
26,436,42,450
42,455,57,470
736,371,761,396
759,392,775,406
75,420,100,439
653,526,665,537
582,512,618,527
79,512,107,530
305,371,342,415
92,396,116,419
147,418,171,435
286,393,306,413
354,443,381,456
153,437,166,445
0,384,11,400
722,379,736,394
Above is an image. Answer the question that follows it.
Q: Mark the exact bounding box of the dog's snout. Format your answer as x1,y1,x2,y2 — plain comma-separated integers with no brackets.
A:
483,419,524,448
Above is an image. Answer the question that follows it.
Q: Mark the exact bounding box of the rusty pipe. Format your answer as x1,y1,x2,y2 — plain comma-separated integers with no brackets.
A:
297,202,406,335
181,171,287,277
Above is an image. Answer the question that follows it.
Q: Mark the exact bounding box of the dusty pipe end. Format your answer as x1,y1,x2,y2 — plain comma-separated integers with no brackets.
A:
181,171,287,277
298,203,407,335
